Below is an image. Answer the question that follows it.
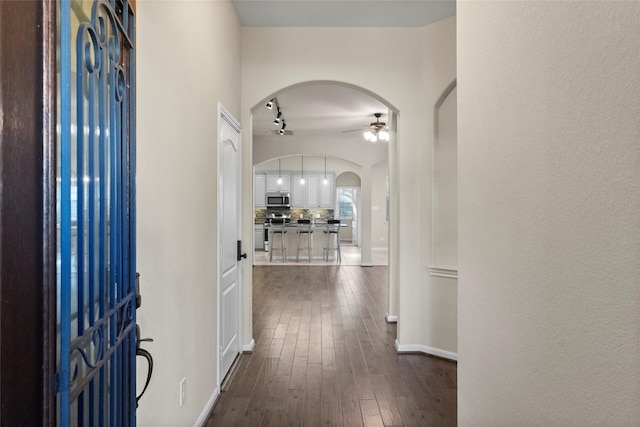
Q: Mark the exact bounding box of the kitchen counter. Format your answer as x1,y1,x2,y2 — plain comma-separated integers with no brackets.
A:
262,222,345,261
263,222,346,229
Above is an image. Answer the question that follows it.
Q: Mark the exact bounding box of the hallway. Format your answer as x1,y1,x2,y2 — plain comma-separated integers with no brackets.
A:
205,265,456,426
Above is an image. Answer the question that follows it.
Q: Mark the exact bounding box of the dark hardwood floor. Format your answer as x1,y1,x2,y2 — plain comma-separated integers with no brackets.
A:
205,265,457,426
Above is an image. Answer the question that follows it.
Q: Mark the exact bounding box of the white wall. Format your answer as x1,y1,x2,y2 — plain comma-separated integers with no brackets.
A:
371,160,389,249
432,86,457,267
255,153,362,179
241,18,457,354
136,1,241,425
415,17,458,356
458,2,640,424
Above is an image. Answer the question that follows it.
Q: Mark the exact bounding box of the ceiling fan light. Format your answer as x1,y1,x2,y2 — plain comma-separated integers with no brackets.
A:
363,130,373,141
370,134,378,143
379,130,390,141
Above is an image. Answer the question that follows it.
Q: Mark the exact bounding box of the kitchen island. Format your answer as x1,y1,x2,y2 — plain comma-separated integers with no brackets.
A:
262,222,345,261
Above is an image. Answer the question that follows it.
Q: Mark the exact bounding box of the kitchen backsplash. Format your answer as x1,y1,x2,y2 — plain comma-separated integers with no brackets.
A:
254,208,335,223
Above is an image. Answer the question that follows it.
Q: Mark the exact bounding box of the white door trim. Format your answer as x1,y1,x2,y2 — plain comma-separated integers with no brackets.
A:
216,103,243,388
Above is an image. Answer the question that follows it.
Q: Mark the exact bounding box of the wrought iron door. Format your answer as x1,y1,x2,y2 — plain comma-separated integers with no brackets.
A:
56,0,136,425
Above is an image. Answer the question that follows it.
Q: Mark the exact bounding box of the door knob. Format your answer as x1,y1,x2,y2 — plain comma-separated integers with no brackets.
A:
237,240,247,261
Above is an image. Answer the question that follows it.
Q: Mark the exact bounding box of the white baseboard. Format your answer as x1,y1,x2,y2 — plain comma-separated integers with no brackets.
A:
385,314,398,323
361,262,373,267
242,339,255,353
394,339,457,361
194,387,220,427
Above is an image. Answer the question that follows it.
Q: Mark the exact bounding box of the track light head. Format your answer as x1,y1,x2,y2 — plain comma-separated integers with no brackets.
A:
273,111,282,126
265,99,274,109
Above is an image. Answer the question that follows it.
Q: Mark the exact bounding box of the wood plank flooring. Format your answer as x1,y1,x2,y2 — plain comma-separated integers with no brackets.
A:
205,265,456,426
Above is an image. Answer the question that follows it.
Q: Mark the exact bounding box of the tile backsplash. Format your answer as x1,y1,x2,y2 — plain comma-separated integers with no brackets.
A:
254,208,334,223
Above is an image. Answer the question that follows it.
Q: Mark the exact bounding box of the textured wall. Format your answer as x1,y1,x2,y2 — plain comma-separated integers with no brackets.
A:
136,1,241,425
458,2,640,424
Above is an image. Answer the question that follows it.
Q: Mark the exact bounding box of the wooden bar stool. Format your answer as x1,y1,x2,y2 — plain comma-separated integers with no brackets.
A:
296,219,313,262
269,218,287,262
323,219,341,263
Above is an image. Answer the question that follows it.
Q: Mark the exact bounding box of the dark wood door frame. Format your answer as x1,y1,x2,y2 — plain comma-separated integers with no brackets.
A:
0,1,56,425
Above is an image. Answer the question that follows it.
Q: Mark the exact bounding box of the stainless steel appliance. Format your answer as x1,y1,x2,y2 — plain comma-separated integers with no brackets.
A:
266,192,290,208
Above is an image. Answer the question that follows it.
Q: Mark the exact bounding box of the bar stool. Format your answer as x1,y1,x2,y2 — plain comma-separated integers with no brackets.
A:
269,218,287,262
296,219,313,262
323,219,341,263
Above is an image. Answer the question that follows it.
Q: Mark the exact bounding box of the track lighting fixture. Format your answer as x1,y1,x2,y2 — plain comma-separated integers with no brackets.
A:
274,111,283,126
266,97,287,135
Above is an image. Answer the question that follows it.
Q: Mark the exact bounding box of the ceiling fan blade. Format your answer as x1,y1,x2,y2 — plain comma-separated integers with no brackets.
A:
341,128,365,133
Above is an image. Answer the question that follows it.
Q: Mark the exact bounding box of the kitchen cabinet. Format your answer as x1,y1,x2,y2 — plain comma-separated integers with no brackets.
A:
254,173,266,208
291,174,306,207
319,174,334,207
266,173,290,193
291,173,334,208
254,225,264,250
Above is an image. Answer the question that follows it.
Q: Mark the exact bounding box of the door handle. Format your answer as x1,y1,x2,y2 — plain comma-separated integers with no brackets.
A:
135,324,154,408
237,240,247,261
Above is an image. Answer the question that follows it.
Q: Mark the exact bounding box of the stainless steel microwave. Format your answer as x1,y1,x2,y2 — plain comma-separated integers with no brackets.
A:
266,192,290,208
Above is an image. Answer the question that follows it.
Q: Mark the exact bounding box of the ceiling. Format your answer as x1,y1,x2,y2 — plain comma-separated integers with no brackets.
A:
232,0,456,27
239,1,456,141
253,83,390,139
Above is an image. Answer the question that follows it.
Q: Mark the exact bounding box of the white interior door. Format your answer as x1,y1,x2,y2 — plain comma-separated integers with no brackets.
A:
218,106,242,382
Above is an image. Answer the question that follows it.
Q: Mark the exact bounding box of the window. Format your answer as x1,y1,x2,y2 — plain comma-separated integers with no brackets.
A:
338,188,354,219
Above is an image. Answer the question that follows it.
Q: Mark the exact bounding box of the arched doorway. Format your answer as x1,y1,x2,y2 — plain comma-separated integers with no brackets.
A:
244,81,399,349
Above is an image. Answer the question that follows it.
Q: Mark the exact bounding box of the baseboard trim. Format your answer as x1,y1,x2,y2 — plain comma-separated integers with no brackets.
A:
394,339,457,361
194,387,220,427
242,339,255,353
385,314,398,323
361,262,373,267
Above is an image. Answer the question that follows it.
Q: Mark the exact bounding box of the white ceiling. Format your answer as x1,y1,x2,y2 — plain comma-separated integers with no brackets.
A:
232,0,456,27
239,1,456,140
253,83,390,138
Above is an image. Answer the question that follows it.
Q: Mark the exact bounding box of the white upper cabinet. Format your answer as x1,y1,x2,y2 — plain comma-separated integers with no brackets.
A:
266,173,290,193
254,173,266,208
290,173,334,208
319,174,334,207
290,174,306,207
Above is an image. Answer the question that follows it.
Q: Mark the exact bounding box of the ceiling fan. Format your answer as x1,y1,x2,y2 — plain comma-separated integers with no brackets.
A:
342,112,390,142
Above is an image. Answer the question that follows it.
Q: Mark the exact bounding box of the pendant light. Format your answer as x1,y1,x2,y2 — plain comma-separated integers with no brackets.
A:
322,156,328,185
299,155,305,185
277,158,283,185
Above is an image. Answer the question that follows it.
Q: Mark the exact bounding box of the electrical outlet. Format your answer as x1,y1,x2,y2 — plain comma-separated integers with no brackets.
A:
180,377,186,407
